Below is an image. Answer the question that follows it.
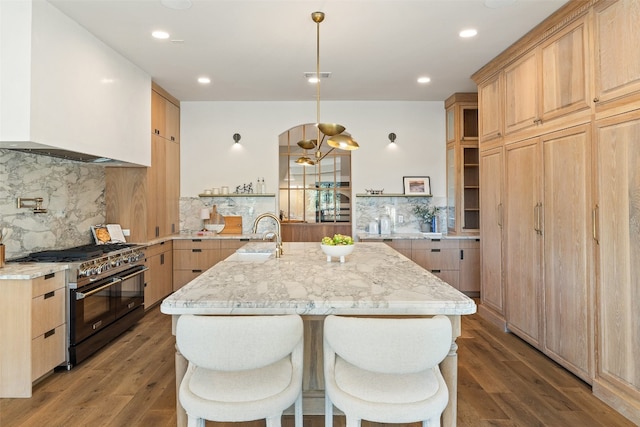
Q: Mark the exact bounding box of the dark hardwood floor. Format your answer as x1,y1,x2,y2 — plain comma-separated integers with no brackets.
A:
0,305,634,427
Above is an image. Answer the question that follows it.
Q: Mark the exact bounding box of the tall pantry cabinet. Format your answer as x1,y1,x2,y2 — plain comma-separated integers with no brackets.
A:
473,0,640,422
106,83,180,242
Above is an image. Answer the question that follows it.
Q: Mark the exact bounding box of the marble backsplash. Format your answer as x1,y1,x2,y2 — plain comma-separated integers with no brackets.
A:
354,195,447,234
0,149,106,259
179,196,277,234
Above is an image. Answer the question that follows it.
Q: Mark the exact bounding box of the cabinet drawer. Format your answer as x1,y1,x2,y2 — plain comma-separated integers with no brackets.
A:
32,272,65,298
173,249,219,270
31,324,66,381
173,239,220,250
432,270,459,290
173,270,203,291
145,241,173,258
419,248,460,270
412,239,459,250
32,288,66,339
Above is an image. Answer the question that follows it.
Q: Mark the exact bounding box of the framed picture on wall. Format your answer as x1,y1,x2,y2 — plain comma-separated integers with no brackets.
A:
403,176,432,195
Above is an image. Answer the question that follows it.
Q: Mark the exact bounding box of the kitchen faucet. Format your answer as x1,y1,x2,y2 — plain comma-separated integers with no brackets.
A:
252,212,283,257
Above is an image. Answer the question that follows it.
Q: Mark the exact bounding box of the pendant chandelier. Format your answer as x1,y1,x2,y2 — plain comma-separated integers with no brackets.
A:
296,11,359,166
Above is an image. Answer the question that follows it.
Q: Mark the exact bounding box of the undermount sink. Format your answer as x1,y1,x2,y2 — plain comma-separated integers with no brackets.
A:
227,251,274,262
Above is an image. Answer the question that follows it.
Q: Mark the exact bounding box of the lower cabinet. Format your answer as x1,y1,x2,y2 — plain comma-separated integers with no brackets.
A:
145,241,173,309
173,238,257,290
366,238,480,296
0,271,66,398
173,239,222,291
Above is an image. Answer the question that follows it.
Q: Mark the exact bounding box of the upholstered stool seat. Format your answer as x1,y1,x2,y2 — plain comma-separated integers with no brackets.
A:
177,314,303,427
323,315,452,427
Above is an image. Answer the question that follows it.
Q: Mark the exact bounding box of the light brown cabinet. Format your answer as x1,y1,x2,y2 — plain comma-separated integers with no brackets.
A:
106,84,180,242
504,17,590,136
445,93,479,235
145,241,173,309
369,238,480,296
478,146,505,327
152,89,180,142
173,239,223,291
472,0,640,421
0,272,66,397
504,137,542,347
478,72,503,144
593,0,640,111
504,125,594,382
592,109,640,422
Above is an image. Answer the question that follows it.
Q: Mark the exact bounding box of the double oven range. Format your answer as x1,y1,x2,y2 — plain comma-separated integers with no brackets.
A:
12,243,147,367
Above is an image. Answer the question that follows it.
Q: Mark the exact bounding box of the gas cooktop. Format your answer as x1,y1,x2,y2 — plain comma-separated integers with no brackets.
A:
11,243,138,263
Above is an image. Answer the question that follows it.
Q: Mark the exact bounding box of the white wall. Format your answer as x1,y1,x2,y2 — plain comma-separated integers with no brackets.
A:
180,101,446,199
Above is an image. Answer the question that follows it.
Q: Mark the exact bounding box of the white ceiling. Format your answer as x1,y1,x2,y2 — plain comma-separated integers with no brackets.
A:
48,0,567,102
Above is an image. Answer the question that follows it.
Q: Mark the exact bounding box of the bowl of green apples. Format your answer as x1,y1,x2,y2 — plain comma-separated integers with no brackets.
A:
321,234,354,263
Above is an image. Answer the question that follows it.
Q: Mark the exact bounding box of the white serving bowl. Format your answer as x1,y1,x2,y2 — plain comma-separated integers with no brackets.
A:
321,244,354,263
204,224,224,233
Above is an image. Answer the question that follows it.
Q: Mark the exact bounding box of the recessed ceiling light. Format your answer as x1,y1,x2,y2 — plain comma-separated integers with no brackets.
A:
198,77,211,84
417,76,431,84
152,30,170,39
459,29,478,38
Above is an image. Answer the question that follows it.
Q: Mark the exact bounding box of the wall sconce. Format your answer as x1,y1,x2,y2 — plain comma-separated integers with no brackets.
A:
233,133,241,144
388,133,397,144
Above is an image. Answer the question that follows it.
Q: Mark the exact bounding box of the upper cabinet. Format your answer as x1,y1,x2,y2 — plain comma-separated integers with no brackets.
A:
504,16,590,136
445,93,479,235
106,84,180,242
504,51,539,135
152,90,180,143
478,72,504,144
593,0,640,112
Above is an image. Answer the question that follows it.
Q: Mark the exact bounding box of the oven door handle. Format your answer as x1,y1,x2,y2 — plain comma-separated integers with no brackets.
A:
76,278,122,300
116,266,148,282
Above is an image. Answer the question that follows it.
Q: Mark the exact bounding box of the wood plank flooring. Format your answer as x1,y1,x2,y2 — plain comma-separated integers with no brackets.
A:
0,305,634,427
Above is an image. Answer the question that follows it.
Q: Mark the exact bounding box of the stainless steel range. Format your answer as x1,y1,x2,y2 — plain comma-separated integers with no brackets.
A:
12,243,147,367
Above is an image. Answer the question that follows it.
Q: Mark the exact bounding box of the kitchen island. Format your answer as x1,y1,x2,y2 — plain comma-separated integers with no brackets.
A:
161,241,477,427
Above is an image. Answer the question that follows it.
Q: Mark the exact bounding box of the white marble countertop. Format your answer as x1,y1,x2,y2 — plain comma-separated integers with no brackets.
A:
0,263,68,280
161,242,477,316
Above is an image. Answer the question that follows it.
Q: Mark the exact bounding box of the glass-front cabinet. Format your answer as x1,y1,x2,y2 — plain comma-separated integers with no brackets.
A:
445,93,479,235
279,124,352,224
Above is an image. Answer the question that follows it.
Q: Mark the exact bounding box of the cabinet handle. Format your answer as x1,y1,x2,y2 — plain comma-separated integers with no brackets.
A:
593,97,599,103
192,239,202,242
533,203,539,233
592,205,599,244
192,249,202,253
497,203,503,228
44,273,55,280
534,202,543,235
431,249,441,253
460,250,464,260
160,253,165,264
192,269,202,273
44,290,55,299
497,132,502,137
44,328,56,339
431,269,441,273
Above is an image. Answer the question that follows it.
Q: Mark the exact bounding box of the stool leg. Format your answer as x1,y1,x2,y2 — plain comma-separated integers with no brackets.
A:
345,415,361,427
325,394,333,427
266,415,282,427
294,392,303,427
